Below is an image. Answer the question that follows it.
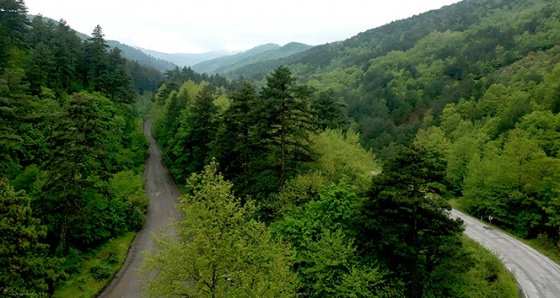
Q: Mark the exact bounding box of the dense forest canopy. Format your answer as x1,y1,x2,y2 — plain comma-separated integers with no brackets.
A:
2,0,559,297
0,0,162,295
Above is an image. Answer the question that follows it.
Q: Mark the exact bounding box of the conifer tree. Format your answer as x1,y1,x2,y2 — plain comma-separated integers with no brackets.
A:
358,145,464,297
212,81,257,187
0,0,28,66
250,66,315,194
169,87,218,181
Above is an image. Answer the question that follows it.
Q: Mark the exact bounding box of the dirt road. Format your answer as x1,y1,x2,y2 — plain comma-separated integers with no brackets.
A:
98,121,181,298
452,209,560,298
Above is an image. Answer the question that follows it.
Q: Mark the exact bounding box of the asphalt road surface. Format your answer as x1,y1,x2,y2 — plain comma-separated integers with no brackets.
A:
98,121,181,298
451,209,560,298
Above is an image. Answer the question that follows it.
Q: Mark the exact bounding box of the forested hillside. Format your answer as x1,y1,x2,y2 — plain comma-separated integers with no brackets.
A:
0,1,165,296
214,0,560,249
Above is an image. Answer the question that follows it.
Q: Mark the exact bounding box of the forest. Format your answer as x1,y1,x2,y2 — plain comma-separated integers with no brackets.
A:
1,0,559,297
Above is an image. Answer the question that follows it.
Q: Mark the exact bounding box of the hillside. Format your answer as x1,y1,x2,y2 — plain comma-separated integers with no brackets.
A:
191,42,313,74
223,0,560,155
107,40,177,71
211,0,560,256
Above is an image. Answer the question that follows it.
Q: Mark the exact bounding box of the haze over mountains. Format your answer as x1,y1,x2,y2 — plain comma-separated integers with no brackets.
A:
106,36,314,73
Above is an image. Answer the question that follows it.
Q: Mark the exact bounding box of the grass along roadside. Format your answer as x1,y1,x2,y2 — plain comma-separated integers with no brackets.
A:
449,198,560,266
53,232,136,298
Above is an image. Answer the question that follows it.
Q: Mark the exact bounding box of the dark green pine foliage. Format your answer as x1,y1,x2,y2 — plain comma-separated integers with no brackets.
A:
311,89,349,131
358,145,464,297
250,66,315,195
39,93,114,251
0,69,26,178
212,81,258,190
80,25,109,91
0,178,64,297
0,0,28,67
159,91,186,149
170,87,219,181
50,19,83,94
104,47,135,103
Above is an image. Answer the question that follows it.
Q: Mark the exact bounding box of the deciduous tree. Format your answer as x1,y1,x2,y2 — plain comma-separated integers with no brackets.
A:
140,162,297,297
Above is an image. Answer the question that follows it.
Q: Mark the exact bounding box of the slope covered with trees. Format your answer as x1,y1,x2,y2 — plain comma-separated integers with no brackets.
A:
212,0,560,252
0,1,160,296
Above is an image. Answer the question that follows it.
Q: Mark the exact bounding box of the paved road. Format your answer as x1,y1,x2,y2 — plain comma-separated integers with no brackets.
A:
98,121,181,298
451,209,560,298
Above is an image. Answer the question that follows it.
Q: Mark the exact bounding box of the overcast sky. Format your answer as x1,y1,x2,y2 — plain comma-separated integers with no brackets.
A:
25,0,462,54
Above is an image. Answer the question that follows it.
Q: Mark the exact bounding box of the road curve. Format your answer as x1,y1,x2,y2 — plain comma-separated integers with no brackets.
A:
451,209,560,298
98,121,181,298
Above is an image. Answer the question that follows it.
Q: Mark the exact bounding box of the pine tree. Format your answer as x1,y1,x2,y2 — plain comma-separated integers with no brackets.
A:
358,145,464,297
169,87,218,181
250,66,315,194
80,25,109,90
0,0,28,66
212,81,257,187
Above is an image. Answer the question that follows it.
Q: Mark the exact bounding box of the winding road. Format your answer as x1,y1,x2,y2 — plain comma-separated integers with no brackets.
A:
98,121,560,297
452,210,560,298
98,121,181,298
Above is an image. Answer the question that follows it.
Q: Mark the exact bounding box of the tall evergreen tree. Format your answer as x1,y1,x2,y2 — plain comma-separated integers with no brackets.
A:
104,47,135,103
358,145,464,297
80,25,109,90
0,0,28,66
39,92,112,250
250,66,315,194
212,81,257,187
169,87,218,181
312,89,349,131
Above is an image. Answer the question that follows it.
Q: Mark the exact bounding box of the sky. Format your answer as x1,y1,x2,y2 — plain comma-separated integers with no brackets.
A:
25,0,462,54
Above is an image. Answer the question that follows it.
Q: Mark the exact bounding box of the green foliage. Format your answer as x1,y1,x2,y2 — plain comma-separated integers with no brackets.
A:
0,178,64,297
463,129,560,238
0,0,28,67
109,170,148,231
168,86,219,181
358,145,465,297
272,182,403,297
140,162,298,297
250,66,315,193
212,81,257,188
53,232,135,298
311,89,349,131
450,237,519,298
309,129,379,194
0,2,156,295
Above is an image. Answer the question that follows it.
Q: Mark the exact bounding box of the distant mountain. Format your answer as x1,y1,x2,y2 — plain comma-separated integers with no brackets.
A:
135,48,226,67
107,41,177,71
192,43,313,74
